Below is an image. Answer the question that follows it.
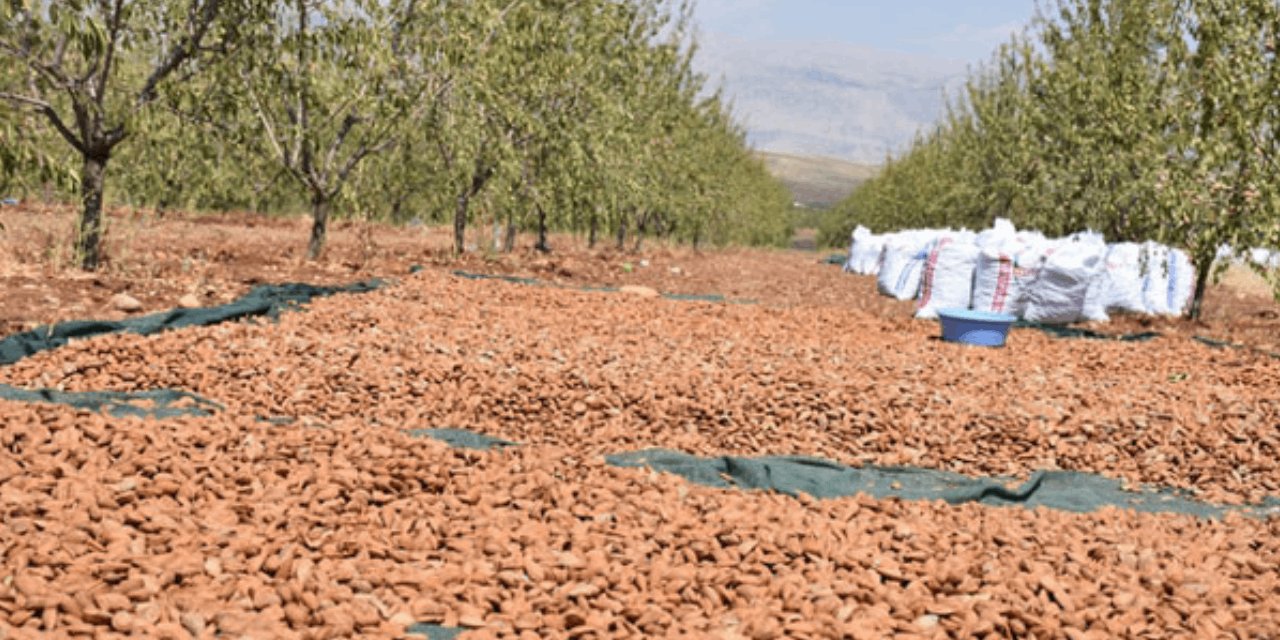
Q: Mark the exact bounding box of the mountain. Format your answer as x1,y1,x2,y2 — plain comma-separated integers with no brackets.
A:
695,34,969,164
755,151,878,208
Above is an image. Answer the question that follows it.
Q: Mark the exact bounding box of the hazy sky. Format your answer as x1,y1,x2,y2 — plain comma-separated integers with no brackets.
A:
693,0,1037,64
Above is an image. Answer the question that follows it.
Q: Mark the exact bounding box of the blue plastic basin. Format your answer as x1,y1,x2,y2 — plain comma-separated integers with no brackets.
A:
937,308,1016,347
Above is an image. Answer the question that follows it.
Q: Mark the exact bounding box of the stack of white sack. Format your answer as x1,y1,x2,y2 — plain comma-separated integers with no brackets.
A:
848,219,1233,322
843,226,886,275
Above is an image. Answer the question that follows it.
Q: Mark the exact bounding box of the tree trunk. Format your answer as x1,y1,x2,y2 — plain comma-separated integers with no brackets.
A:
455,158,494,256
615,218,626,250
1188,255,1213,321
588,215,598,248
307,194,331,260
77,155,108,271
535,204,550,253
156,177,179,218
504,208,517,253
454,190,470,256
633,211,647,253
390,196,404,223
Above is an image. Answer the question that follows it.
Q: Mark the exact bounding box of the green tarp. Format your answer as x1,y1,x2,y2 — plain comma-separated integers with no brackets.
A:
450,270,541,286
406,624,462,640
1194,335,1280,359
0,280,384,367
404,428,516,451
1014,320,1161,342
0,384,221,418
607,449,1280,519
400,427,1280,519
1017,326,1278,354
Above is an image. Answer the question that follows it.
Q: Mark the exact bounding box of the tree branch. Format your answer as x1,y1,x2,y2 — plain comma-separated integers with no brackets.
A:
0,91,53,111
0,38,70,88
0,91,86,153
51,32,69,76
137,0,224,108
293,0,312,185
241,75,293,171
323,113,364,178
96,0,127,107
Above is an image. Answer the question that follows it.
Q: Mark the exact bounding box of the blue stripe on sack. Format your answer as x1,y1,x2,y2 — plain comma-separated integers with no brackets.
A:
895,260,914,295
1141,251,1152,306
891,246,933,297
900,249,928,295
1167,251,1178,313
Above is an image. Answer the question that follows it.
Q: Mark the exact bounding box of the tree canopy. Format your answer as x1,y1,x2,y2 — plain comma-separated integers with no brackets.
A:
1,0,794,265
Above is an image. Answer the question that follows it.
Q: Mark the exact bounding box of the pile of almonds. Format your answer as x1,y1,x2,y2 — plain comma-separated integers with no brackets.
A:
2,404,1279,638
1,265,1278,638
5,269,1278,504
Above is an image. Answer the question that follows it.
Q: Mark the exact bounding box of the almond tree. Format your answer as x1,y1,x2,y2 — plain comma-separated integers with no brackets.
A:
224,0,503,259
1153,0,1280,316
0,0,251,269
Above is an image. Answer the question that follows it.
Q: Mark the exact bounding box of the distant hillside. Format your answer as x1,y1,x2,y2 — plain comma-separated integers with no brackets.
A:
757,151,878,208
695,34,967,164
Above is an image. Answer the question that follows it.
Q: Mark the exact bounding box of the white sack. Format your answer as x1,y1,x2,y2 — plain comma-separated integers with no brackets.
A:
1071,231,1111,322
876,244,927,300
1216,243,1236,264
843,226,886,275
975,218,1017,252
1249,247,1280,270
971,241,1046,317
876,231,939,300
1022,240,1106,324
1141,242,1195,316
915,236,981,319
1102,242,1147,314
